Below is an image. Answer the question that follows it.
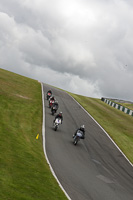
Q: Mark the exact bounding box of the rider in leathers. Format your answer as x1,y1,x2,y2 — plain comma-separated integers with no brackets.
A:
49,96,55,102
51,101,59,113
47,90,52,97
54,112,63,124
73,125,85,139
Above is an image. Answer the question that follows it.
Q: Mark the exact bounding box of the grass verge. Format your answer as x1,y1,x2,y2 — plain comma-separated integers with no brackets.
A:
0,68,67,200
69,93,133,164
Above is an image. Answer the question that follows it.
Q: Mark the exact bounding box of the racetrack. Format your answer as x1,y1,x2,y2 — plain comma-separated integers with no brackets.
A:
42,83,133,200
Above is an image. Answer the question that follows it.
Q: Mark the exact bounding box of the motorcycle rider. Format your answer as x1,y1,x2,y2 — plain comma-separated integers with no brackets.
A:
73,125,85,139
47,90,52,95
47,90,52,96
51,101,59,113
49,95,55,102
49,96,56,107
54,111,63,124
47,90,52,100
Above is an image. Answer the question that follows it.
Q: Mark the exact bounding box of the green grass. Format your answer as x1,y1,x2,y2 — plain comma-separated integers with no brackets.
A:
69,93,133,164
0,68,67,200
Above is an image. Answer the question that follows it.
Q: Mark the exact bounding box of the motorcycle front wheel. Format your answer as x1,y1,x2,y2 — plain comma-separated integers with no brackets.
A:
73,138,78,145
54,125,57,131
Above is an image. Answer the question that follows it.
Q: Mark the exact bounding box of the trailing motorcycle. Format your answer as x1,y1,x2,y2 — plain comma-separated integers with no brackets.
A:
73,130,83,145
54,118,62,131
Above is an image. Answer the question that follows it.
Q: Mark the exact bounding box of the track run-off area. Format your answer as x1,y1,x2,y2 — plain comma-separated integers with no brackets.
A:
42,83,133,200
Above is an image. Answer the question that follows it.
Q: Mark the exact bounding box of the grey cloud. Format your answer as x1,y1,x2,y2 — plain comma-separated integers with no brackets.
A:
0,0,133,101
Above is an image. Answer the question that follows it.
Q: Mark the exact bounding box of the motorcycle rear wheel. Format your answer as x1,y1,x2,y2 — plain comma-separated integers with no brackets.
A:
52,110,55,115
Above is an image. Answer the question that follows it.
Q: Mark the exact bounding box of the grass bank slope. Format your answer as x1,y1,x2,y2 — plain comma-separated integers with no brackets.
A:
0,68,67,200
69,93,133,164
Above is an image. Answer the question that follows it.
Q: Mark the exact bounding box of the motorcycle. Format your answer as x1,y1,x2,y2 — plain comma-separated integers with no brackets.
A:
49,99,55,108
73,130,83,145
46,92,52,100
51,106,58,115
54,118,62,131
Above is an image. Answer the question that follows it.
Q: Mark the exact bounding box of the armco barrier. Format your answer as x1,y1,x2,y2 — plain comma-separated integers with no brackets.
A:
101,97,133,116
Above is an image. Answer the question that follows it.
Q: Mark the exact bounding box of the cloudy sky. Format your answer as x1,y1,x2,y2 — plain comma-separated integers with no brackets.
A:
0,0,133,101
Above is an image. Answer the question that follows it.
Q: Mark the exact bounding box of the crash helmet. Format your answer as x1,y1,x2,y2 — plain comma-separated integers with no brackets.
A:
59,111,62,115
48,90,52,94
80,125,85,131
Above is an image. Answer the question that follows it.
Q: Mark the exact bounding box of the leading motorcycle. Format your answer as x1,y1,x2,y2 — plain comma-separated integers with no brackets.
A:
46,92,52,100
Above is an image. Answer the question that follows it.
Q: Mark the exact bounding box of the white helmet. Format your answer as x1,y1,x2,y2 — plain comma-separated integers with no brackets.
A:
80,125,85,130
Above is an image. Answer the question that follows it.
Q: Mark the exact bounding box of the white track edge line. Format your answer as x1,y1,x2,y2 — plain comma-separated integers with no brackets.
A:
68,93,133,168
41,83,72,200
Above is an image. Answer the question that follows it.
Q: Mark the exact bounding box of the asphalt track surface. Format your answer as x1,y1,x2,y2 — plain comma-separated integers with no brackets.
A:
43,83,133,200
